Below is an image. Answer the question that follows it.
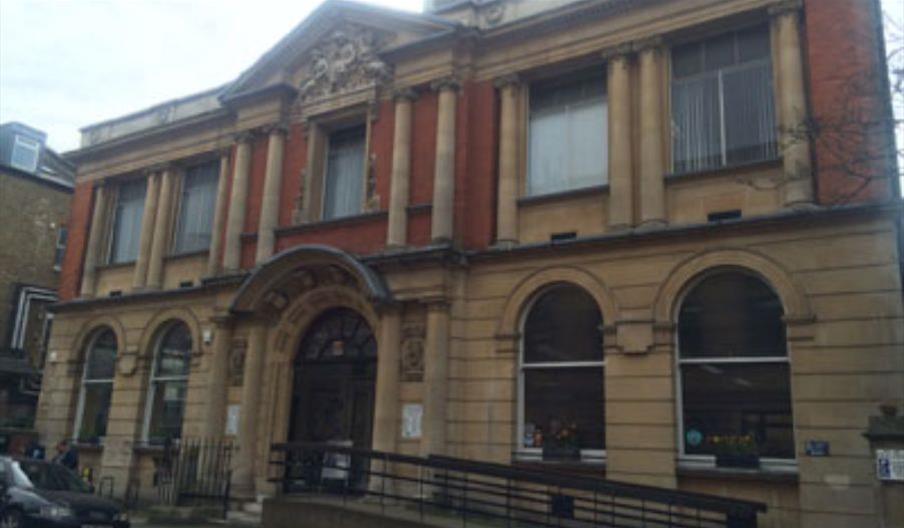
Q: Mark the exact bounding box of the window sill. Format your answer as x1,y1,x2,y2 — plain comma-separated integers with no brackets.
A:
72,442,104,453
665,158,782,182
96,260,136,271
677,459,798,483
518,184,609,207
275,210,388,237
512,450,606,466
407,203,432,215
132,443,167,455
165,249,209,262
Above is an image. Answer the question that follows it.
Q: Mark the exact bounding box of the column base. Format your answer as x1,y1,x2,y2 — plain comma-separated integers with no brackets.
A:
607,223,633,233
635,219,668,232
492,239,519,250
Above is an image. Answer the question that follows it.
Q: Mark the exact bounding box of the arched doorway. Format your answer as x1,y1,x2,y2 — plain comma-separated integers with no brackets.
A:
288,307,377,452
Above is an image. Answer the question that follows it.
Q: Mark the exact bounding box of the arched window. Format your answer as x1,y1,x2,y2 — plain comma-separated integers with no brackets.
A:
519,284,604,460
678,271,794,461
144,322,192,444
74,328,117,444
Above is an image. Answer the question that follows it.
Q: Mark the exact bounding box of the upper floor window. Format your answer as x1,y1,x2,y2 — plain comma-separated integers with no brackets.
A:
520,284,605,459
108,179,146,264
678,271,794,462
323,125,366,220
11,134,41,173
144,321,192,444
671,25,777,174
74,328,117,444
527,70,607,196
173,161,219,254
53,225,68,271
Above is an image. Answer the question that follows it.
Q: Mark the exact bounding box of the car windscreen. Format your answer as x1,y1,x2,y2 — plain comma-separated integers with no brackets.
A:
12,461,91,493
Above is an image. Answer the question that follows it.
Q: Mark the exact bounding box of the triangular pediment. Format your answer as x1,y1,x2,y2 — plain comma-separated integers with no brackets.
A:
221,0,455,105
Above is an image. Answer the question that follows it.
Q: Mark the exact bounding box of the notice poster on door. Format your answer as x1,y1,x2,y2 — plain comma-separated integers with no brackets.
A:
225,404,240,436
402,403,423,439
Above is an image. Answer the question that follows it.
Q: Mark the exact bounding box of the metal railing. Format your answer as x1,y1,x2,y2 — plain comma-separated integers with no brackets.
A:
154,437,234,517
269,442,766,528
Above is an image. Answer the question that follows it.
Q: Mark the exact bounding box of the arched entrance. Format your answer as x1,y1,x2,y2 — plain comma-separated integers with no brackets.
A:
288,307,377,453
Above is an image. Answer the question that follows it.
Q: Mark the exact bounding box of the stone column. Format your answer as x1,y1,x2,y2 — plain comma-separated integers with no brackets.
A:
495,76,520,247
256,126,286,264
302,124,326,222
132,171,160,289
233,322,267,498
202,316,233,439
606,49,634,230
420,301,450,457
146,168,175,290
224,134,252,272
80,184,109,297
637,39,667,227
431,79,459,244
206,150,231,276
372,306,401,453
771,1,813,207
386,91,415,248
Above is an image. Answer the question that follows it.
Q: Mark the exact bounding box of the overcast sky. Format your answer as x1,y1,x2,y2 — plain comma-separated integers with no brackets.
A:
0,0,900,154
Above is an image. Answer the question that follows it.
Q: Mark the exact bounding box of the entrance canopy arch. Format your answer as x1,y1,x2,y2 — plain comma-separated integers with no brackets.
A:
230,244,392,316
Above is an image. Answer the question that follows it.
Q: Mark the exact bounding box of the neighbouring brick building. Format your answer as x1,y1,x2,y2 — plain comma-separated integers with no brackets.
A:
0,122,74,428
35,0,902,526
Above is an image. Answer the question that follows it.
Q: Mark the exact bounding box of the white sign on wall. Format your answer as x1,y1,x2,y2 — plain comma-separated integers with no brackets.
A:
401,403,423,439
876,449,904,481
225,404,240,436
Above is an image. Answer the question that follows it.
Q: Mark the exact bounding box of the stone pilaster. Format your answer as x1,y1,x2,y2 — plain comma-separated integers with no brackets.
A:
420,300,450,457
431,78,460,243
302,124,326,222
146,168,175,289
495,75,520,247
80,184,109,297
202,316,233,439
132,171,160,289
637,39,667,227
206,150,231,277
233,322,267,498
605,47,634,230
372,306,401,453
256,126,287,263
223,134,253,271
386,90,416,248
771,0,813,207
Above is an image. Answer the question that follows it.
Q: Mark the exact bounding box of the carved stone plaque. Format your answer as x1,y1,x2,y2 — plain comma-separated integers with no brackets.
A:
229,338,247,387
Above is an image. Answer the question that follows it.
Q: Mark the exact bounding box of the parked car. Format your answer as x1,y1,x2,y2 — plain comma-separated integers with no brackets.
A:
0,456,129,527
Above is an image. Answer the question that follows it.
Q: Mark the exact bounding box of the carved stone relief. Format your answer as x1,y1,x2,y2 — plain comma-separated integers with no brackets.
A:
295,25,395,105
400,321,425,382
229,338,247,387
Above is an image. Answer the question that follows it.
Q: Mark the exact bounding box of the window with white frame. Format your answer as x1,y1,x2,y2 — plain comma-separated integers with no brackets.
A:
108,179,147,264
10,134,41,173
173,161,219,254
145,322,192,444
323,125,366,220
519,284,605,458
527,70,608,196
74,328,117,444
671,25,778,174
53,226,68,271
677,271,794,461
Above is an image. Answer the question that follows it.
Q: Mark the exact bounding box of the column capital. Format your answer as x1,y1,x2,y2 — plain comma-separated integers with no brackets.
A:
768,0,802,17
233,129,256,144
493,74,521,90
601,42,633,62
262,121,289,136
430,76,461,93
392,87,419,102
143,162,172,175
632,36,664,54
421,296,451,311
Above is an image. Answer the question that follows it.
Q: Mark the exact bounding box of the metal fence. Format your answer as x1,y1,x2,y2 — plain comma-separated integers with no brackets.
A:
154,437,234,517
269,442,767,528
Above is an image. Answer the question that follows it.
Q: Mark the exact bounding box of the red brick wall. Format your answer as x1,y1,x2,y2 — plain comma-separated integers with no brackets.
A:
411,92,438,206
371,100,395,211
276,216,389,256
279,124,308,227
804,0,895,204
243,134,269,234
58,182,93,301
459,80,498,249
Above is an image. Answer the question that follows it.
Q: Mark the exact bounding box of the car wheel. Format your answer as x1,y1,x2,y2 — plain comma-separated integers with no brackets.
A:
0,510,23,528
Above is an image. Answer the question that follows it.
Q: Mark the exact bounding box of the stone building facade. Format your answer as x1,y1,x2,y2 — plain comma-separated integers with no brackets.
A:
36,0,902,526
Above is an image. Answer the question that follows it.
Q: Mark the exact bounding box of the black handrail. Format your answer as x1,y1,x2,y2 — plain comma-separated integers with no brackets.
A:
269,442,766,528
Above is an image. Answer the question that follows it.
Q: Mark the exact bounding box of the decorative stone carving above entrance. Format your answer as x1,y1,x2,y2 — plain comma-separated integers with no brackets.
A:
296,25,395,104
400,321,425,382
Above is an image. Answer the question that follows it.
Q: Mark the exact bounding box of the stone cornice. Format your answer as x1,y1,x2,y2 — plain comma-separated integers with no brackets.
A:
493,74,521,89
767,0,803,17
